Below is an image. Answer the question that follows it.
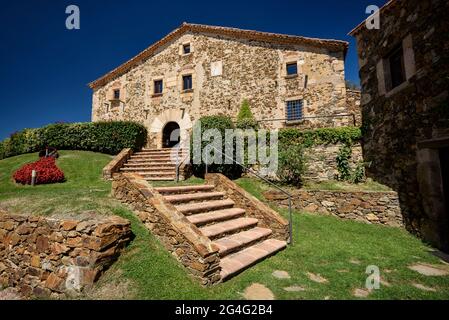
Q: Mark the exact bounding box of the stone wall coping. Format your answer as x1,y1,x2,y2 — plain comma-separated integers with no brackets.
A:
122,173,219,258
102,148,133,180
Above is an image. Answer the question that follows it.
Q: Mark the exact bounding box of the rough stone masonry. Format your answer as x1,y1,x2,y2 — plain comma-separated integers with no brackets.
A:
0,212,131,299
89,23,354,148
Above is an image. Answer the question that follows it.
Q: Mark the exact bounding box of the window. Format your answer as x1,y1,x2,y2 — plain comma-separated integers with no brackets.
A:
286,62,298,76
113,89,120,100
183,43,191,54
154,80,163,94
388,45,406,89
182,75,193,91
286,100,303,121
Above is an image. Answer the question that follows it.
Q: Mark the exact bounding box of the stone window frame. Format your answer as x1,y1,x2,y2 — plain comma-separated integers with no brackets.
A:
179,71,195,93
376,34,416,97
283,59,300,79
108,83,125,110
151,78,164,97
284,96,305,124
179,41,194,56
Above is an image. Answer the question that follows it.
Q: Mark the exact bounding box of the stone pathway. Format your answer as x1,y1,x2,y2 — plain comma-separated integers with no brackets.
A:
412,283,437,292
306,272,328,284
349,259,361,265
408,263,449,276
272,270,291,279
353,288,371,298
283,286,305,292
243,283,275,300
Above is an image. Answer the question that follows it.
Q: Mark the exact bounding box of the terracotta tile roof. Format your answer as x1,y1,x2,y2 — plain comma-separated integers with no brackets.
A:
88,22,349,89
348,0,398,36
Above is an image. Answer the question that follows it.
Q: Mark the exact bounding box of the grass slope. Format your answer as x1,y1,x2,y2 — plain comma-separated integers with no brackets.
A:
1,151,449,299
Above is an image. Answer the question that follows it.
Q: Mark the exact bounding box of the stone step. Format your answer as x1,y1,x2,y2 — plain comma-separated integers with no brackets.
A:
164,191,225,204
141,148,187,153
131,155,176,160
127,159,175,164
139,172,177,177
175,199,235,215
213,227,272,257
220,239,287,280
199,217,258,239
186,208,246,226
120,167,175,172
124,162,176,166
128,157,176,165
145,176,176,181
155,185,215,194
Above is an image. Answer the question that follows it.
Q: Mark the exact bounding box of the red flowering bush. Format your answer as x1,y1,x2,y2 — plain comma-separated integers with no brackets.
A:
13,157,65,185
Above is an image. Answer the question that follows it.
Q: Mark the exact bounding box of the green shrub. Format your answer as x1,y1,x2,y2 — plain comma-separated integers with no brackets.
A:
237,99,254,121
336,144,366,183
277,144,307,187
236,99,259,130
0,121,147,160
279,126,361,148
191,115,243,179
336,144,352,181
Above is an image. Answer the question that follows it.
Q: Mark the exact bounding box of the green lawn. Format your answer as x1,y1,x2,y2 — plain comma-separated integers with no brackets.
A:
1,151,449,300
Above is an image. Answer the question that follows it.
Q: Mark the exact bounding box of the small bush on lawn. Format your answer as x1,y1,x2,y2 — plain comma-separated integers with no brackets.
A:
0,121,147,159
191,115,243,179
13,157,65,185
277,144,307,187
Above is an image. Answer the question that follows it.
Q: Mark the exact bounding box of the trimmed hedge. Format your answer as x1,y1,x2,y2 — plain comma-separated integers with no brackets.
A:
0,121,147,160
279,126,362,148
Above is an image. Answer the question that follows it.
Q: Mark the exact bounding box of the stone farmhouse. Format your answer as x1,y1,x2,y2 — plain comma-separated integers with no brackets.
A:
89,23,358,149
350,0,449,251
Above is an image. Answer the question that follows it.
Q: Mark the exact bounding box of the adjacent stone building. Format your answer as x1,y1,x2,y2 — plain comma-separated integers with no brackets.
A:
350,0,449,250
89,23,354,148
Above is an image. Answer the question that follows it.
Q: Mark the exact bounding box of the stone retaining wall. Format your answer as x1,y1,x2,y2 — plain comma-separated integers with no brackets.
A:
112,173,221,285
264,189,403,227
0,213,131,299
303,143,363,182
205,173,290,241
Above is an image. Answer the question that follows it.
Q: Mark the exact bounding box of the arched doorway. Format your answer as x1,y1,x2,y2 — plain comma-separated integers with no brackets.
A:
162,122,180,148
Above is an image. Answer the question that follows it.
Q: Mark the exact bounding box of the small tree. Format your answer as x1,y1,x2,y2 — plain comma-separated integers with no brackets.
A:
236,99,258,130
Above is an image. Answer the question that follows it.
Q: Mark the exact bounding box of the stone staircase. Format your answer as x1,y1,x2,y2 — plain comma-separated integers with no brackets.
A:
119,148,187,181
154,184,287,280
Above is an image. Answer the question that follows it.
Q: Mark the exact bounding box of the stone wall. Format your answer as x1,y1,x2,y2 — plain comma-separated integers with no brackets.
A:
111,173,221,285
346,89,362,126
351,0,449,249
205,173,289,241
0,213,131,299
303,143,363,182
91,29,351,148
264,189,402,227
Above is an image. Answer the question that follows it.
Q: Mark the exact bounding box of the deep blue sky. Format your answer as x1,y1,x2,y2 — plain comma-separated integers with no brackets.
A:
0,0,386,140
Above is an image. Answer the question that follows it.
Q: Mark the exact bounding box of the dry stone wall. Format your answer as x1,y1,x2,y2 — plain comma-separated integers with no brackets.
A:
264,189,402,227
303,143,363,182
0,212,131,299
